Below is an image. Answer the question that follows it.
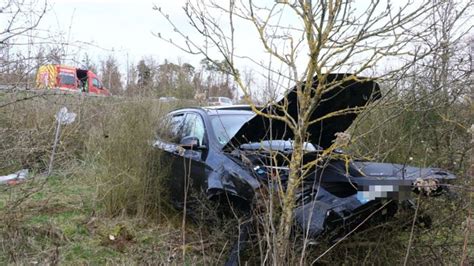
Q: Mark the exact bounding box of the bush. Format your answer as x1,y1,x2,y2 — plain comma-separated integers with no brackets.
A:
0,93,94,174
0,92,180,219
85,98,175,218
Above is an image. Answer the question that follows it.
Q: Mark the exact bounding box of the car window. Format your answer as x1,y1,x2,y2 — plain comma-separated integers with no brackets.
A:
182,113,206,146
92,78,101,88
157,113,185,143
59,73,75,85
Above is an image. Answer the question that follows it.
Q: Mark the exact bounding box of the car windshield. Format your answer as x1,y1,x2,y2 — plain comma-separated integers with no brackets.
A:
210,113,254,145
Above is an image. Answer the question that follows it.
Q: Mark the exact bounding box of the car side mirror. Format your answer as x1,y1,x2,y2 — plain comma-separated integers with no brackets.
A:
180,136,207,150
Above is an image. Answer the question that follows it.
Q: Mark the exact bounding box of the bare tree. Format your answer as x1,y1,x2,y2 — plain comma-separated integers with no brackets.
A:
100,55,124,95
199,58,236,99
0,0,47,90
81,53,98,73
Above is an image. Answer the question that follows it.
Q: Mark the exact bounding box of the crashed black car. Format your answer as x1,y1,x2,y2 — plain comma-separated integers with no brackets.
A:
153,74,456,241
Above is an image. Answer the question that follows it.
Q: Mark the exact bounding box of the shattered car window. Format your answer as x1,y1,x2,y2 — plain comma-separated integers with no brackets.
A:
210,113,253,145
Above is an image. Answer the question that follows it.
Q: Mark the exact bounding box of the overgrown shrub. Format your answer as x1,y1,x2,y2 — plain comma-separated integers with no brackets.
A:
0,93,97,174
0,92,181,219
351,102,471,175
85,98,176,218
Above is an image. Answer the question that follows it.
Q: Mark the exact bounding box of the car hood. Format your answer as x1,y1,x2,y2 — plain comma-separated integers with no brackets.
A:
224,73,381,151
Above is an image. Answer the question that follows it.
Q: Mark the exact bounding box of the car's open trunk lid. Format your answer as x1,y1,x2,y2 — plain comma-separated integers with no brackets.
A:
224,73,381,151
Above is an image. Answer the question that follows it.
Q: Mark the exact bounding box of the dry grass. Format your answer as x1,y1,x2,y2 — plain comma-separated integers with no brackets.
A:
0,92,178,218
0,91,472,264
84,97,175,218
0,92,233,264
0,174,235,264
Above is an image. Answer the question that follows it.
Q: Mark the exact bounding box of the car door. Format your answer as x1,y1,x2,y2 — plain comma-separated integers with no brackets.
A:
179,112,209,197
153,112,187,205
90,77,101,94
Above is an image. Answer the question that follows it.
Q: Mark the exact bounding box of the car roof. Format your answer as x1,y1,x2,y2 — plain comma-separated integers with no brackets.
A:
171,105,256,116
203,105,253,111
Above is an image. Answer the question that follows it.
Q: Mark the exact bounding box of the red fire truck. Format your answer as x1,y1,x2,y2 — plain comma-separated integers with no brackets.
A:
36,65,110,96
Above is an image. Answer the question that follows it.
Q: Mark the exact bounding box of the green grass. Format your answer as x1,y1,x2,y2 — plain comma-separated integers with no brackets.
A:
0,172,231,264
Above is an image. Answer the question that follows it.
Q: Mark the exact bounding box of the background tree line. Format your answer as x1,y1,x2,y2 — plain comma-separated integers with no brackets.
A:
1,43,238,100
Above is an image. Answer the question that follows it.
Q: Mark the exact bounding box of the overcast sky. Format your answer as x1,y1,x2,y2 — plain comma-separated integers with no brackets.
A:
42,1,409,74
33,0,412,95
36,0,296,95
23,0,472,92
46,0,199,67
